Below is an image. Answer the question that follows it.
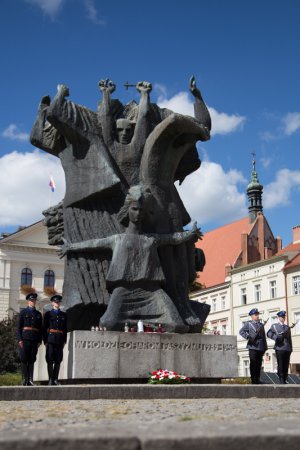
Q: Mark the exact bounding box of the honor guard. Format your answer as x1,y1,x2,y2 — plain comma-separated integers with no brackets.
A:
267,311,293,384
16,292,43,386
239,308,267,384
43,294,67,385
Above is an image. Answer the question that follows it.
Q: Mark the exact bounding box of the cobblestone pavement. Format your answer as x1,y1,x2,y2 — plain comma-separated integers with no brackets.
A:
1,398,300,432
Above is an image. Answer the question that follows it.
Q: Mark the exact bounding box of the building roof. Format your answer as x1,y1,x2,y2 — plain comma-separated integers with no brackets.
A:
277,241,300,255
196,216,252,288
284,252,300,271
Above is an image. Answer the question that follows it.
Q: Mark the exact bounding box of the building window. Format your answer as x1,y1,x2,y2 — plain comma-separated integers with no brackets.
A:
292,276,300,295
269,265,275,273
254,269,260,277
241,274,245,281
294,313,300,335
269,280,277,299
221,296,226,310
221,324,227,335
21,268,32,287
270,314,279,325
44,270,55,289
212,298,217,312
254,284,261,302
241,287,247,305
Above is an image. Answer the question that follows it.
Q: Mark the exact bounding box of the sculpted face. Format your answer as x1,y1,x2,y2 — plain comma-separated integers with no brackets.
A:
128,201,143,224
116,119,135,144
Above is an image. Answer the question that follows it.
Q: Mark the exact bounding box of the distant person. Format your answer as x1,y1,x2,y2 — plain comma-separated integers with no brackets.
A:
239,308,267,384
43,294,67,385
17,293,43,386
267,311,293,384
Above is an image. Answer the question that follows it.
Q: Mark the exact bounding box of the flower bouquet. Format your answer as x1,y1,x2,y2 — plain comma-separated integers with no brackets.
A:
148,369,191,384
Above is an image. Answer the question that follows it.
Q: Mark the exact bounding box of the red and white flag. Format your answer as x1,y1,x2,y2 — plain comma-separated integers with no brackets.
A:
49,176,56,192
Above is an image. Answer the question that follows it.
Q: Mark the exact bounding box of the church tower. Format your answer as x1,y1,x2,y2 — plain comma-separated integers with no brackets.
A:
247,154,263,223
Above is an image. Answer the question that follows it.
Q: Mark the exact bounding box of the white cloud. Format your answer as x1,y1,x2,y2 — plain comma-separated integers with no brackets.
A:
0,150,65,227
2,124,29,142
176,161,247,226
282,112,300,136
25,0,64,17
157,91,246,135
209,107,245,135
260,157,271,169
84,0,105,25
264,169,300,209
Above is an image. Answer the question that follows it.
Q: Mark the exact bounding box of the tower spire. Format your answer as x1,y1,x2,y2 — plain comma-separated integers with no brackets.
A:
247,153,263,223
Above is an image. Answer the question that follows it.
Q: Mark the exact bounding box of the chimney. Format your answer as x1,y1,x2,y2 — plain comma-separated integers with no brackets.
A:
276,237,282,252
241,232,248,265
225,263,232,280
293,226,300,244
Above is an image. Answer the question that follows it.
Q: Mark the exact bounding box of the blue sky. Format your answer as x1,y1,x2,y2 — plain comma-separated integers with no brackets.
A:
0,0,300,246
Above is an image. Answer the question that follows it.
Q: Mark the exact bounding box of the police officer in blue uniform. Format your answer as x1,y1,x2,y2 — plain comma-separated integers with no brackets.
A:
239,308,267,384
43,294,67,385
17,292,43,386
267,311,293,384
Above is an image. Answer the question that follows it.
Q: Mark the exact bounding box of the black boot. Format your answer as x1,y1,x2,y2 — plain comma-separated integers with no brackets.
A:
53,363,61,385
27,363,35,386
21,363,28,386
47,363,54,385
279,376,285,384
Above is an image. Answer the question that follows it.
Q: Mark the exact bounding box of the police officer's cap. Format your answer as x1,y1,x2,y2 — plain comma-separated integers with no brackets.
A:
26,292,38,301
249,308,259,316
277,310,286,318
50,294,63,303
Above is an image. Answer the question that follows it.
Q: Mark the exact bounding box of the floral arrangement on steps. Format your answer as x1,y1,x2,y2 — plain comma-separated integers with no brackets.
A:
148,369,191,384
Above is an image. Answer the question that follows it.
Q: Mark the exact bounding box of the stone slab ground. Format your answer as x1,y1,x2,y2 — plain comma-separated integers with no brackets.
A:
1,386,300,449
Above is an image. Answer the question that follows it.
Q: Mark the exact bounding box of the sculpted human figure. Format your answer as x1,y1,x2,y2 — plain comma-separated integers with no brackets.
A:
30,84,125,329
59,186,201,332
31,75,211,331
98,79,153,187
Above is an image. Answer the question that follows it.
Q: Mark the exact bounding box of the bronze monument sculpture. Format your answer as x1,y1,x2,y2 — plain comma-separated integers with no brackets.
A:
31,76,211,332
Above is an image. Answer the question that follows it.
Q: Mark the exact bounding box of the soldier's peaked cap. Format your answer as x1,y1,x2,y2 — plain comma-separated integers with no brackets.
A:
277,311,286,317
249,308,259,316
50,294,63,303
26,292,38,300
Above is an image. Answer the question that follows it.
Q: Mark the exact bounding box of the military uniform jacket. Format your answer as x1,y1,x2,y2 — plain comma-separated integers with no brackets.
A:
239,320,267,352
43,309,67,345
16,307,43,343
267,323,293,352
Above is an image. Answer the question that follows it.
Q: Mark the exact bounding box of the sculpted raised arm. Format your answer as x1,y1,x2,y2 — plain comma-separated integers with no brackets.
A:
58,235,115,258
46,84,90,143
98,78,116,146
155,221,202,247
132,81,152,146
189,75,211,135
30,95,66,156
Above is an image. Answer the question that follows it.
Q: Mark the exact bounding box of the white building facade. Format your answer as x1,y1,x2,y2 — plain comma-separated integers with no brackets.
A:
0,222,64,319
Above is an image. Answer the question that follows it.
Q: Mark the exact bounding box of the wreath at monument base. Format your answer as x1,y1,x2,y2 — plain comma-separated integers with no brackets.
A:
148,369,191,384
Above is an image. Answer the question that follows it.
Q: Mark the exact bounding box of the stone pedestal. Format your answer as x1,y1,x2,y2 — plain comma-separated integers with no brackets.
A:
35,331,238,380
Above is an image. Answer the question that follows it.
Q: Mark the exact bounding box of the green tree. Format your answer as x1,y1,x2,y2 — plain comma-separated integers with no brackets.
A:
0,314,19,373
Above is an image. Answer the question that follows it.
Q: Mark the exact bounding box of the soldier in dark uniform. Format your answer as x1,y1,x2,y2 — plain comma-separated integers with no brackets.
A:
43,294,67,385
267,311,293,384
16,292,43,386
239,308,267,384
